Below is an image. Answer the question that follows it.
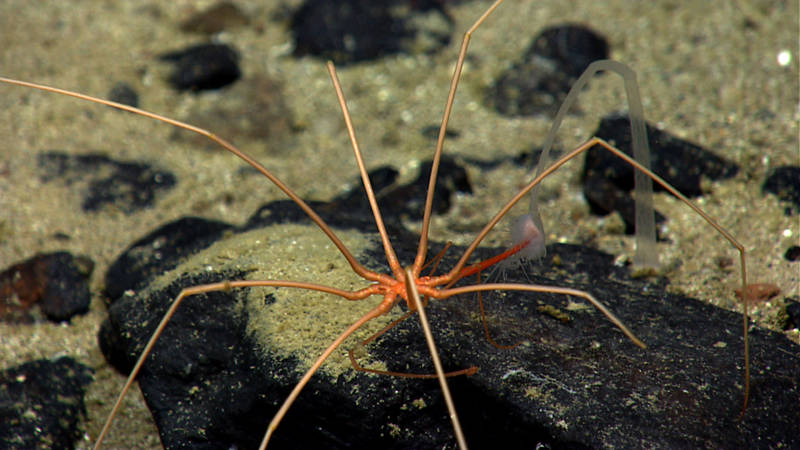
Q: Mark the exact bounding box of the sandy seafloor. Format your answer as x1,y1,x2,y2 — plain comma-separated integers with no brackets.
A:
0,0,797,448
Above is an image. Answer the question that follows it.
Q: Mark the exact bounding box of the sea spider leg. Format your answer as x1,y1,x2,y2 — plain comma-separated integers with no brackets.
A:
405,266,468,450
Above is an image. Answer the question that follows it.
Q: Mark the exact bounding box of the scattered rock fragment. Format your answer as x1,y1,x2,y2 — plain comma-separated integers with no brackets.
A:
0,357,94,449
327,156,472,219
290,0,453,65
783,298,800,330
487,24,609,116
581,113,739,233
785,245,800,262
763,166,800,215
0,252,93,323
160,43,242,91
107,82,139,107
37,151,176,214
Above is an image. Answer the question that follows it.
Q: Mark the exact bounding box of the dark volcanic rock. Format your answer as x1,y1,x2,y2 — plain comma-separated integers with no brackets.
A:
100,217,234,375
529,25,610,79
784,299,800,330
107,82,139,108
763,166,800,216
582,174,667,236
104,217,234,302
0,357,94,449
0,252,93,323
37,151,177,215
487,25,609,116
290,0,453,65
98,199,799,449
325,157,472,220
785,245,800,262
160,43,242,91
581,113,739,233
586,114,740,196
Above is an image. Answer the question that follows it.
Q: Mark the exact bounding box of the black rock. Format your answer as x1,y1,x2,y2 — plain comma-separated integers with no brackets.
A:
290,0,453,65
527,25,610,79
37,151,177,214
104,217,234,302
582,174,667,236
325,157,472,220
97,200,799,449
0,252,93,323
784,299,800,330
587,114,740,196
785,245,800,262
581,113,739,233
107,82,139,108
160,43,242,91
420,125,459,141
487,25,609,116
0,357,94,449
401,157,473,215
101,216,234,373
763,166,800,216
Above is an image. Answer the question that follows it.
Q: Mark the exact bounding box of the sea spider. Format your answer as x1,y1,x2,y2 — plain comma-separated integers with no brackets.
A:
3,0,796,448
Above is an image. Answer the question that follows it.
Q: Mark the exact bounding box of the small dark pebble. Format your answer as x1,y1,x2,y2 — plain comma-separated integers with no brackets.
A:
0,357,94,449
421,124,459,140
107,82,139,108
180,1,250,34
487,24,609,116
735,283,781,304
512,146,550,168
784,298,800,330
53,232,71,241
763,166,800,216
0,252,93,323
290,0,453,65
715,255,735,269
160,43,241,91
785,245,800,262
37,151,176,214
